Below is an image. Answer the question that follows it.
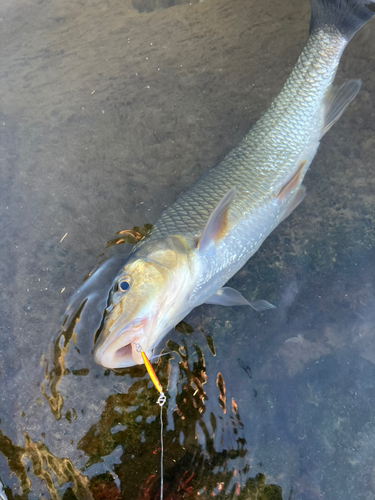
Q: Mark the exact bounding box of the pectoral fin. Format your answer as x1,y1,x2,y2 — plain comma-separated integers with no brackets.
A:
322,79,361,136
197,187,236,252
205,287,275,311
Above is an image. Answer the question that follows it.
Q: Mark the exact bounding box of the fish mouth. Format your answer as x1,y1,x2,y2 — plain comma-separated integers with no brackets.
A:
94,319,149,368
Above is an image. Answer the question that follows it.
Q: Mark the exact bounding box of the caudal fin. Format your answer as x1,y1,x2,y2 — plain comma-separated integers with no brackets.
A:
310,0,375,40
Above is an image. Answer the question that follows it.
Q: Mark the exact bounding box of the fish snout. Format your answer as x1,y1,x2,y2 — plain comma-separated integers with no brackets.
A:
94,318,148,368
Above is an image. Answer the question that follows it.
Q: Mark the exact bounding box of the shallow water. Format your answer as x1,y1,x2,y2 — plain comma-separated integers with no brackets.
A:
1,0,375,498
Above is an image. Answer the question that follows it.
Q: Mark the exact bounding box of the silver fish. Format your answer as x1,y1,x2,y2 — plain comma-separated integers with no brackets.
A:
94,0,375,368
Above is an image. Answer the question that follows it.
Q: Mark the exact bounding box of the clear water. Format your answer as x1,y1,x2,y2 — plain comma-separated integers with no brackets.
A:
1,0,375,499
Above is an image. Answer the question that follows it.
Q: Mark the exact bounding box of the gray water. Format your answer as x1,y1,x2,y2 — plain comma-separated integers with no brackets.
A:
1,0,375,498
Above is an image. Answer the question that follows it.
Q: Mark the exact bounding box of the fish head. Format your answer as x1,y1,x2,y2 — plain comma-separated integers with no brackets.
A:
93,235,194,368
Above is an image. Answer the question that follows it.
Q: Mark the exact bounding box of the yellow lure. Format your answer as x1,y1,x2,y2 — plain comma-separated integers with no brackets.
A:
141,350,163,394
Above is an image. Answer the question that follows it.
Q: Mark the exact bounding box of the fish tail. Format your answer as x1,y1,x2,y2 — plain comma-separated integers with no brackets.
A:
310,0,375,40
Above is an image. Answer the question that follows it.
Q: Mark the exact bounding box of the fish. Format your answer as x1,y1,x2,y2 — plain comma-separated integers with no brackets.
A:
93,0,375,368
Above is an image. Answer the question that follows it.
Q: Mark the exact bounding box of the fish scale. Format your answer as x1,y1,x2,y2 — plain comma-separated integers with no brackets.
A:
139,28,351,303
148,28,345,250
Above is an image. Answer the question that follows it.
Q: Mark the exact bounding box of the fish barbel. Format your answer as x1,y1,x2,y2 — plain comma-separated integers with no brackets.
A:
94,0,375,368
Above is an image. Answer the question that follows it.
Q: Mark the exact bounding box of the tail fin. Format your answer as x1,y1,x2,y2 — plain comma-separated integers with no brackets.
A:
310,0,375,40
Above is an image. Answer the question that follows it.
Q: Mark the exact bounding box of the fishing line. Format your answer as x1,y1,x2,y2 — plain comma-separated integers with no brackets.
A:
151,351,171,361
156,391,166,499
133,342,166,500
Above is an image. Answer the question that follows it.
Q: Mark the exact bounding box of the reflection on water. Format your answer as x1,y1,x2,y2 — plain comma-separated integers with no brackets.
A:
0,229,283,499
105,225,153,249
41,302,85,420
41,226,152,421
0,430,92,499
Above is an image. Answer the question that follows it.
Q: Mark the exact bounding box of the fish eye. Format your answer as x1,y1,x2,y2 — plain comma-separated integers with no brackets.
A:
117,278,131,293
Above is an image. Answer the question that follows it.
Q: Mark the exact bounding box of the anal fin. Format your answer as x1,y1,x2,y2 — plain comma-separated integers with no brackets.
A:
322,79,361,136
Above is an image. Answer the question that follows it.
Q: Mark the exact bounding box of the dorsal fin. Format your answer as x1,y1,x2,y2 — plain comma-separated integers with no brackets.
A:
197,188,236,252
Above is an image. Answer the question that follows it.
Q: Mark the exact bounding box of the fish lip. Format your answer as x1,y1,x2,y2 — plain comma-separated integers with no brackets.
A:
94,318,148,368
94,333,144,368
